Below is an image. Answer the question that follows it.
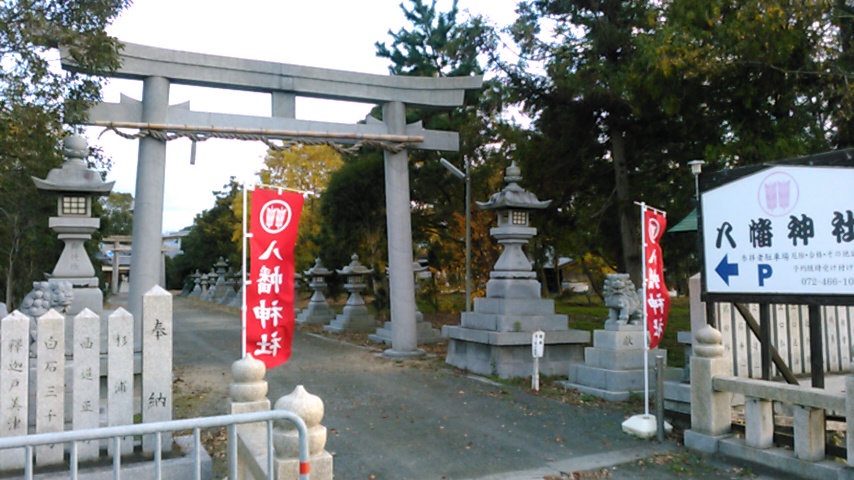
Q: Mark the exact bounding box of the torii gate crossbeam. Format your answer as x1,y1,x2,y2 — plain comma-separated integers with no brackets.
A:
62,42,482,357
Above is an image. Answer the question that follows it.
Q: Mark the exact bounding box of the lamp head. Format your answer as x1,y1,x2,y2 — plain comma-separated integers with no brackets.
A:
688,159,705,176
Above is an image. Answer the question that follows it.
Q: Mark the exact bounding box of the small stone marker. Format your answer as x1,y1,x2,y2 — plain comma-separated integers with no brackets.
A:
36,309,65,466
108,307,134,455
73,308,101,461
0,311,30,469
142,286,173,453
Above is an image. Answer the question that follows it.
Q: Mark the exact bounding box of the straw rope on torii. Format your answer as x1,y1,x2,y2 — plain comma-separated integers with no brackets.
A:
95,121,424,155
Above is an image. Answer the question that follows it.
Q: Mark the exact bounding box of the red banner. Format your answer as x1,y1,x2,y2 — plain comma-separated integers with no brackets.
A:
245,188,304,369
643,207,670,349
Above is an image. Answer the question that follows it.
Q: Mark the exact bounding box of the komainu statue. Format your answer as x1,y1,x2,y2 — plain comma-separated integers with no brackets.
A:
19,280,74,318
603,273,642,326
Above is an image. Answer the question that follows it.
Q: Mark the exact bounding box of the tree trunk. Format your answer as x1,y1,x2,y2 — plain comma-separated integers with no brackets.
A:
611,129,642,286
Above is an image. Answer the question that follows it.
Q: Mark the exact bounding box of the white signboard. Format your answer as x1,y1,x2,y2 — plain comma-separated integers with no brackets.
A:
701,165,854,297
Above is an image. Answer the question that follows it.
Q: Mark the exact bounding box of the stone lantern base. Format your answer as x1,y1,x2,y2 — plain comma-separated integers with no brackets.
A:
443,295,589,379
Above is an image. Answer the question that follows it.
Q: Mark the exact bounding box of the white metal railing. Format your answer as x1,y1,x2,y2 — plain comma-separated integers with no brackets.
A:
0,410,310,480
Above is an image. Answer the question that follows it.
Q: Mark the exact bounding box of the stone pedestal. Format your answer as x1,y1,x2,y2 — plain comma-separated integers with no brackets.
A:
323,301,375,333
297,297,336,325
445,294,588,378
562,324,667,401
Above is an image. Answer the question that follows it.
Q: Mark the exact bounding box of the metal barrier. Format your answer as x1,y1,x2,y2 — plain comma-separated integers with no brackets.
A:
0,410,310,480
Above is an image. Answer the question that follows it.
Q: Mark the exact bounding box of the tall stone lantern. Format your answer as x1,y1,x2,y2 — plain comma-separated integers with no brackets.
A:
444,161,589,378
32,135,114,315
477,161,551,298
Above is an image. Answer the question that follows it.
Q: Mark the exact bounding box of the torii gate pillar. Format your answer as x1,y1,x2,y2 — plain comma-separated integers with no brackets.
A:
382,101,422,357
128,76,170,340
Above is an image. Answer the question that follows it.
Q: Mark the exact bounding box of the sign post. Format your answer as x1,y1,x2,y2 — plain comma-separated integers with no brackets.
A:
531,330,544,391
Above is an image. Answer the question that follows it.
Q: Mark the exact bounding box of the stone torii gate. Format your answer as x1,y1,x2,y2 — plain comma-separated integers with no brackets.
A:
62,42,482,357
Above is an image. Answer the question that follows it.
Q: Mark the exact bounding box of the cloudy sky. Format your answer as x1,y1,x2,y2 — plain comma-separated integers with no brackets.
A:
88,0,519,232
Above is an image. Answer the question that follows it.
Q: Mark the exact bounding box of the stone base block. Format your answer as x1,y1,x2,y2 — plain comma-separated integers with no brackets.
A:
718,436,842,480
683,429,726,454
67,286,103,316
592,329,646,351
472,297,556,316
485,278,540,298
323,309,375,334
583,346,667,370
369,320,443,345
444,327,587,379
568,364,652,392
276,451,333,480
13,434,211,479
460,311,568,332
557,381,635,402
663,380,691,415
296,303,336,325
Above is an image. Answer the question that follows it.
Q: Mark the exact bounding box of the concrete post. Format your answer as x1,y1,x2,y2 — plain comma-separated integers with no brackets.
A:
793,405,825,461
381,101,423,358
745,397,773,449
128,76,170,341
111,241,120,294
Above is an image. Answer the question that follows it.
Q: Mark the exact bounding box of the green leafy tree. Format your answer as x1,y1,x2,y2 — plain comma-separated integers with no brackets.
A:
373,0,505,302
255,145,343,272
99,191,134,238
0,0,129,307
501,0,843,290
169,179,242,288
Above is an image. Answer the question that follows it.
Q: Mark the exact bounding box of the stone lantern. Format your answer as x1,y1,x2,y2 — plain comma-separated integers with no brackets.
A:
31,135,114,315
476,160,550,298
297,258,335,325
324,254,375,333
444,161,589,378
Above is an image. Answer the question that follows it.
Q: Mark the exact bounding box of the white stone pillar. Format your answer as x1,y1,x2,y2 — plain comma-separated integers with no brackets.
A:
0,311,30,469
142,286,173,453
108,308,134,455
129,75,170,340
73,308,101,461
382,101,422,358
36,310,65,465
846,365,854,466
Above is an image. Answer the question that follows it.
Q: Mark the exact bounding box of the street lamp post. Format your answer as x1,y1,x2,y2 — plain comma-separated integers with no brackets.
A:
440,157,472,312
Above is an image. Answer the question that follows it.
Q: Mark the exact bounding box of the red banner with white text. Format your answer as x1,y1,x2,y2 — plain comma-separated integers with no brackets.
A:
245,188,304,369
643,207,670,349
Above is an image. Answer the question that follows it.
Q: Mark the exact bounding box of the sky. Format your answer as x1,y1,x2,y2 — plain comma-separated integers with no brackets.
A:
87,0,520,233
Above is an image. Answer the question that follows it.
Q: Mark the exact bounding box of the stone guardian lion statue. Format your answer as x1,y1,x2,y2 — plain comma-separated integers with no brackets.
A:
603,273,642,326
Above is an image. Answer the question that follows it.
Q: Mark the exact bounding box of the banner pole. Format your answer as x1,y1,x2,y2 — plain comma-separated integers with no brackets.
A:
241,183,249,358
641,202,650,417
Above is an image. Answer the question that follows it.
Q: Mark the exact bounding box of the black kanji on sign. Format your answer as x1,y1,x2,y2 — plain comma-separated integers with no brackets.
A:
788,214,815,246
750,218,773,248
832,210,854,244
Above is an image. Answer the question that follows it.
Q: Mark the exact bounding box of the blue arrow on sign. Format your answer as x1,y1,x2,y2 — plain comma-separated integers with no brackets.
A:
715,255,739,285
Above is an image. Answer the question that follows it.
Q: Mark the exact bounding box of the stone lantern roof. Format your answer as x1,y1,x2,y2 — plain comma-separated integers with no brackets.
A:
304,258,332,278
31,135,114,194
337,254,373,277
476,161,550,211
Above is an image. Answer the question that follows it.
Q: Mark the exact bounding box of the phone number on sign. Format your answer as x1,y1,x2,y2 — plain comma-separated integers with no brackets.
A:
801,277,854,286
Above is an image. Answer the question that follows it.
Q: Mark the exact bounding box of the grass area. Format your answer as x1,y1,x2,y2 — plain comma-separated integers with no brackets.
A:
554,292,691,368
308,289,693,368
